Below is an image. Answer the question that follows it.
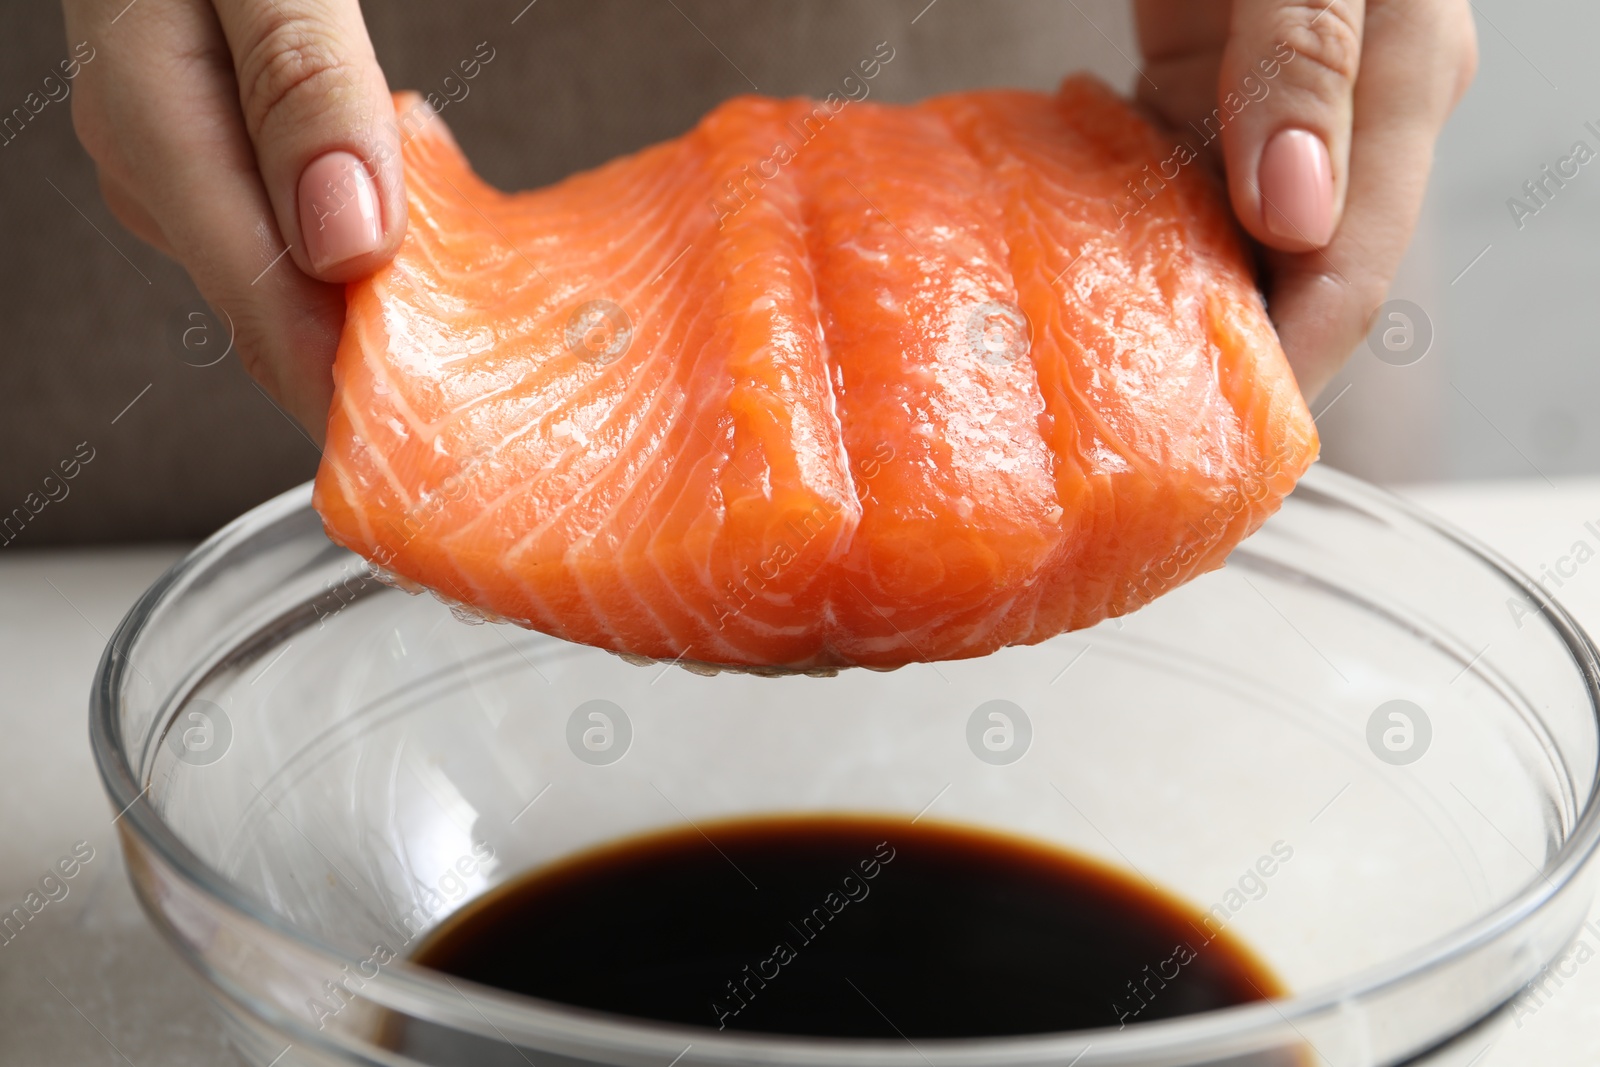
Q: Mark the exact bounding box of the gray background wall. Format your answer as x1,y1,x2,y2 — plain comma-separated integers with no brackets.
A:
1315,0,1600,487
0,0,1589,546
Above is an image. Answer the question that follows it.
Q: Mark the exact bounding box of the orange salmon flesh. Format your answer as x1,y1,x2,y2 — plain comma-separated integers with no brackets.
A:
312,76,1319,671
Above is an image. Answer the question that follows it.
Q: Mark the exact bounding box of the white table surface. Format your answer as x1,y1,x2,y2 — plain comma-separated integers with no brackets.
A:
4,477,1600,1066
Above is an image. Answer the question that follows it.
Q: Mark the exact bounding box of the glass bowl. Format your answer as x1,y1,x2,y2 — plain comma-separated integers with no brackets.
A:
91,466,1600,1067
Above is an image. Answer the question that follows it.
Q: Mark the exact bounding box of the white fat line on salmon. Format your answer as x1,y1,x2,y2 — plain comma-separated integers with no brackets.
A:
712,442,895,631
317,434,514,625
709,41,896,230
1113,41,1297,231
710,840,897,1030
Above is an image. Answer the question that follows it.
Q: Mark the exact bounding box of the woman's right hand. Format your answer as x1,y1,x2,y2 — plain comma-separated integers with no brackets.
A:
62,0,409,441
1133,0,1477,400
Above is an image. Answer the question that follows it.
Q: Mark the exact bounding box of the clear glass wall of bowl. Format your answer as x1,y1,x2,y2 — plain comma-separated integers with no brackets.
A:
92,467,1600,1067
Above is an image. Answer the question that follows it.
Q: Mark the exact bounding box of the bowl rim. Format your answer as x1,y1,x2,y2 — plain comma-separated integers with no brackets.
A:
89,466,1600,1065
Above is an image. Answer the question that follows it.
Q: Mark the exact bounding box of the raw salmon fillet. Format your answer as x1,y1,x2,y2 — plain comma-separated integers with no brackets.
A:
313,76,1318,671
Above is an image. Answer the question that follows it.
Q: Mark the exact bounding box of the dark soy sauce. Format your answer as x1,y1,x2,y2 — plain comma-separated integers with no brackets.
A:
403,816,1285,1039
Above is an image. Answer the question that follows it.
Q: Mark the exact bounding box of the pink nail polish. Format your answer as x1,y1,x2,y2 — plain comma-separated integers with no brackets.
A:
1258,129,1334,246
298,150,382,272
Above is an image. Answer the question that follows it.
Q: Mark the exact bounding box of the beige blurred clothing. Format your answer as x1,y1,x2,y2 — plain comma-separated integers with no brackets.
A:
0,0,1136,545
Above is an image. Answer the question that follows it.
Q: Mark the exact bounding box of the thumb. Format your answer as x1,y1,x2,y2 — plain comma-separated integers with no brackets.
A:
1219,0,1365,251
215,0,405,281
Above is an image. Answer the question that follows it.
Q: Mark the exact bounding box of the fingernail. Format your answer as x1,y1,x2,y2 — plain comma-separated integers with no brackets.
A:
298,150,382,272
1258,129,1334,246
